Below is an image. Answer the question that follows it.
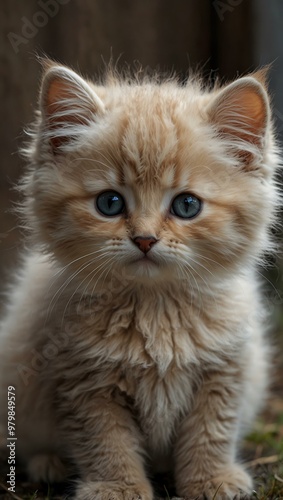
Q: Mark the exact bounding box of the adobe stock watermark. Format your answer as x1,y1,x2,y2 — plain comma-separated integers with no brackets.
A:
7,0,70,54
213,0,244,22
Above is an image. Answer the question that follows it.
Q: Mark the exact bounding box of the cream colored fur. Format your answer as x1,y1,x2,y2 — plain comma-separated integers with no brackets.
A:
0,63,281,499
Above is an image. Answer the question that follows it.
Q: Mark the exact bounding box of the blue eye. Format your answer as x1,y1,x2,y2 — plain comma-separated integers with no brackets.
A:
171,193,202,219
96,191,125,217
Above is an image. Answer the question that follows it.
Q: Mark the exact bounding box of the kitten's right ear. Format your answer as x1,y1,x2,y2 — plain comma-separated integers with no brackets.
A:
206,76,270,168
40,63,105,152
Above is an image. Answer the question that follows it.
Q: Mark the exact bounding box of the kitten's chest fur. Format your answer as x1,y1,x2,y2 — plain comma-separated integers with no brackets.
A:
69,283,202,372
52,278,247,462
115,361,196,459
66,279,237,372
55,281,238,453
54,284,199,449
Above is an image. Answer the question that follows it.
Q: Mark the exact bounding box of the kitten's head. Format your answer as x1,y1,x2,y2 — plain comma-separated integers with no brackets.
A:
23,62,280,291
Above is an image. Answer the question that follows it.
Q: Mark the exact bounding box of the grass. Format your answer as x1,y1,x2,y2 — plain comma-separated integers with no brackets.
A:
244,396,283,499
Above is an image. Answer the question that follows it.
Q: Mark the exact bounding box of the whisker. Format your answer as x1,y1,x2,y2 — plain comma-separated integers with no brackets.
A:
81,254,115,301
61,255,116,326
89,255,117,300
175,260,195,311
47,246,109,285
256,268,282,301
46,250,111,321
192,253,230,272
181,262,203,315
184,255,216,279
182,260,218,309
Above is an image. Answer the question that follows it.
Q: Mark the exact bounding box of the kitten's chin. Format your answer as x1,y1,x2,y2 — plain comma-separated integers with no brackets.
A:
128,257,162,280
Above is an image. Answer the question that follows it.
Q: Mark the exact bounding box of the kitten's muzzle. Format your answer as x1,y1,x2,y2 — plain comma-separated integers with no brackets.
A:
132,236,158,254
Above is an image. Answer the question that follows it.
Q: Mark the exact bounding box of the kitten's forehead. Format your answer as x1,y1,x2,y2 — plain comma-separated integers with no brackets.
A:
118,92,194,189
115,89,238,198
82,86,230,199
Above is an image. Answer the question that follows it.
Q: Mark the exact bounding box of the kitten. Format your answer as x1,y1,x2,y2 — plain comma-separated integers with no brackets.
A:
0,61,281,500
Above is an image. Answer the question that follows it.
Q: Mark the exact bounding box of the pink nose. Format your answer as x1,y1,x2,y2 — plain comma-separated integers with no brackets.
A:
133,236,158,254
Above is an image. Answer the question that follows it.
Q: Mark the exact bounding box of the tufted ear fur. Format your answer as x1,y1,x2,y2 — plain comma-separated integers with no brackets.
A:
40,62,105,152
207,76,270,167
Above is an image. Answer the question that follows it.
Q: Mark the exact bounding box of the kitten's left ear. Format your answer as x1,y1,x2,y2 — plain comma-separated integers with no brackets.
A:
207,76,270,164
40,62,105,152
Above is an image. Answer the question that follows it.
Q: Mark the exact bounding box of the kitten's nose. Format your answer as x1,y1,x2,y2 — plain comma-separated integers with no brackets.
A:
133,236,158,254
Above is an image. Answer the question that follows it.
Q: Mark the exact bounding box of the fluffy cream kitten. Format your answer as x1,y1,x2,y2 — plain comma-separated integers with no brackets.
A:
0,61,281,499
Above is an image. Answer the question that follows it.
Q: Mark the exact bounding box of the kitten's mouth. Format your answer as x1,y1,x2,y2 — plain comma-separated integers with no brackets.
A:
128,254,161,277
130,254,159,266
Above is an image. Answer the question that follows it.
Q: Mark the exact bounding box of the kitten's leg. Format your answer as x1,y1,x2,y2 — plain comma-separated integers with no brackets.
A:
59,394,153,500
174,366,252,500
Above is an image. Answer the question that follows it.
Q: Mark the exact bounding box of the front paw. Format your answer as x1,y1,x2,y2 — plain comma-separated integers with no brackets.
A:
178,464,252,499
74,480,154,500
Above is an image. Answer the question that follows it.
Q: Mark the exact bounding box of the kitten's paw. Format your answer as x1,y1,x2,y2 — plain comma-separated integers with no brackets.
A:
27,453,66,483
178,464,252,499
74,480,153,500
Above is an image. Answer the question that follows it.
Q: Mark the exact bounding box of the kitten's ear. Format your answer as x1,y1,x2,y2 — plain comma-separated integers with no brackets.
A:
40,63,105,152
207,77,270,165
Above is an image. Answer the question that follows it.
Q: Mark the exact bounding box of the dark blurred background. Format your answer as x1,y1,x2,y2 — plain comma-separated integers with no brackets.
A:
1,0,283,335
